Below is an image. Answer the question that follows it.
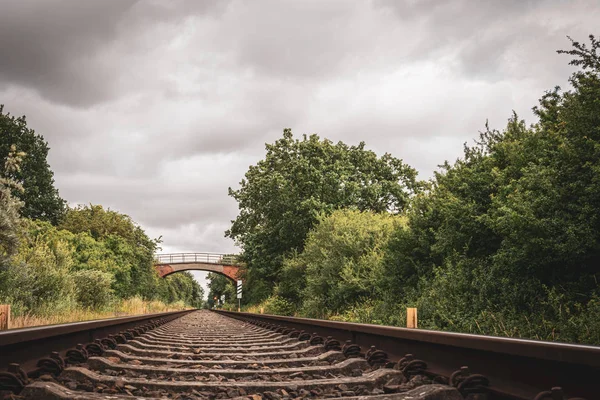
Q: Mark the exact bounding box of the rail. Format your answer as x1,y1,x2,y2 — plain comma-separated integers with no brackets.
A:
0,309,194,373
214,310,599,400
154,253,240,266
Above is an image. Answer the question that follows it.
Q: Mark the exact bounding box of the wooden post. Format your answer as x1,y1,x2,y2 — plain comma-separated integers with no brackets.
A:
0,305,10,330
407,307,417,329
260,307,264,314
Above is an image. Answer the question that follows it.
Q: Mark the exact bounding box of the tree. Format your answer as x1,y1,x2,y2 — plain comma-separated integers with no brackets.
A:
291,210,404,318
0,106,65,224
0,145,25,261
72,269,114,309
161,272,205,308
60,204,161,298
3,219,77,316
226,129,420,302
206,272,235,307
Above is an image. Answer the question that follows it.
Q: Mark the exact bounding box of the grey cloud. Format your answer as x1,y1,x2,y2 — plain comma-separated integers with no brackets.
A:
0,0,136,106
376,0,596,83
0,0,227,107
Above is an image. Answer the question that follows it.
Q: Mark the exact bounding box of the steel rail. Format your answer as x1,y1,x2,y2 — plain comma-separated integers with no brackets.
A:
0,309,194,372
214,310,599,400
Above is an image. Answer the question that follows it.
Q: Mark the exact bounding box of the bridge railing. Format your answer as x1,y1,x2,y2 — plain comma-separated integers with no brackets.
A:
154,253,240,266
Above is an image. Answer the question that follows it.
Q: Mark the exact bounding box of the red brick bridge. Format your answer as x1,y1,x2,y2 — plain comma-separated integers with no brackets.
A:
154,253,241,281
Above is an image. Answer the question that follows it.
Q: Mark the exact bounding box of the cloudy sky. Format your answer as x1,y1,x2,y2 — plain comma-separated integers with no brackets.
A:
1,0,598,293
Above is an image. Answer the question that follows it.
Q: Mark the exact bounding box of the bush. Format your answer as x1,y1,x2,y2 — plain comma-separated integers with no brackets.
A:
260,295,295,316
72,269,114,308
1,224,77,316
299,210,404,318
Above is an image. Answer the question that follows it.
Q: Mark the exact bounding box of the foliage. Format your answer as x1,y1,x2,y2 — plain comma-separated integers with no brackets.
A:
161,272,204,308
0,145,25,262
0,115,204,322
0,213,204,319
1,221,77,316
0,106,65,224
10,296,190,329
226,129,420,303
206,272,236,308
59,204,162,298
72,269,114,308
291,209,405,318
258,295,295,316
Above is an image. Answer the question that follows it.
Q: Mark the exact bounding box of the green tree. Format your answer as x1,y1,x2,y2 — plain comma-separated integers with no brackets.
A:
227,130,420,302
60,204,161,298
0,145,25,262
1,219,77,316
290,210,404,318
72,269,114,308
161,272,204,308
0,106,65,224
206,272,235,307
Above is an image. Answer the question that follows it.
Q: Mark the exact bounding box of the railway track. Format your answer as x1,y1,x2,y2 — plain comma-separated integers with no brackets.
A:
0,310,597,400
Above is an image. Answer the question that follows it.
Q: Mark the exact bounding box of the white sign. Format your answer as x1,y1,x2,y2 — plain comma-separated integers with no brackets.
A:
237,280,243,299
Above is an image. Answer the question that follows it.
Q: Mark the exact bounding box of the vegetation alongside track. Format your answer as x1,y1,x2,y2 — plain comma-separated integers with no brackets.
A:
218,36,600,345
8,296,189,329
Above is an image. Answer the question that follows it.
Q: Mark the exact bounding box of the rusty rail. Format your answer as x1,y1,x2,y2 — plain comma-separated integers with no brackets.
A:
0,310,194,373
214,310,599,400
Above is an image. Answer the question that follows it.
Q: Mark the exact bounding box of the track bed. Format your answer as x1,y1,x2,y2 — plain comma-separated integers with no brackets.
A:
13,311,459,400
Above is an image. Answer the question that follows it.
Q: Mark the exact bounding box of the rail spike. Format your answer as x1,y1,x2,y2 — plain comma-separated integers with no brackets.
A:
324,336,341,351
0,364,29,394
450,366,489,398
394,353,428,378
365,345,389,367
85,339,105,356
342,340,361,358
100,337,118,349
65,344,88,364
309,333,324,345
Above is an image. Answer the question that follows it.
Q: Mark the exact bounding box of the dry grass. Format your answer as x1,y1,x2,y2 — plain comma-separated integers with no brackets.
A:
6,297,190,330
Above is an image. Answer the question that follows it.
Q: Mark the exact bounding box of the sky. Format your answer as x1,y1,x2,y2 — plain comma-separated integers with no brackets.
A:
1,0,598,295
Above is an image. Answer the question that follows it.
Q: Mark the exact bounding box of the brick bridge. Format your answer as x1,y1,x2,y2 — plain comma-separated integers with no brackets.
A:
154,253,241,281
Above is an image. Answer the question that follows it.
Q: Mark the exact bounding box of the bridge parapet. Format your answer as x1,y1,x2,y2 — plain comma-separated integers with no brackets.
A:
154,253,240,266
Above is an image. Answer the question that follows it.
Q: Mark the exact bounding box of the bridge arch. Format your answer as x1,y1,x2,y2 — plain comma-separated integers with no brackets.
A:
154,253,242,282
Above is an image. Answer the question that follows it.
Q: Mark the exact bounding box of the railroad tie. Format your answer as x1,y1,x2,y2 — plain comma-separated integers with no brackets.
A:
10,310,462,399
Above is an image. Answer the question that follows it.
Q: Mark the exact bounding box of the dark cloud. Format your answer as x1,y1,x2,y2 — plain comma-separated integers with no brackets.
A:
0,0,227,107
0,0,134,106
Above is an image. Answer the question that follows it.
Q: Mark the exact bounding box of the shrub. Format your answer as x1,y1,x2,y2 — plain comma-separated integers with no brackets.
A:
2,225,77,316
299,210,404,318
72,269,114,308
260,295,295,316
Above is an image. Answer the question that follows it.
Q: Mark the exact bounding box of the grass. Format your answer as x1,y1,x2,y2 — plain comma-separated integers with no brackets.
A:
5,296,191,330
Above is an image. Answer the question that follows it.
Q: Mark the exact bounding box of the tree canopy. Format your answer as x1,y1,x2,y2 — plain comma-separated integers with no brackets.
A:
0,106,65,224
0,145,25,264
226,130,420,302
